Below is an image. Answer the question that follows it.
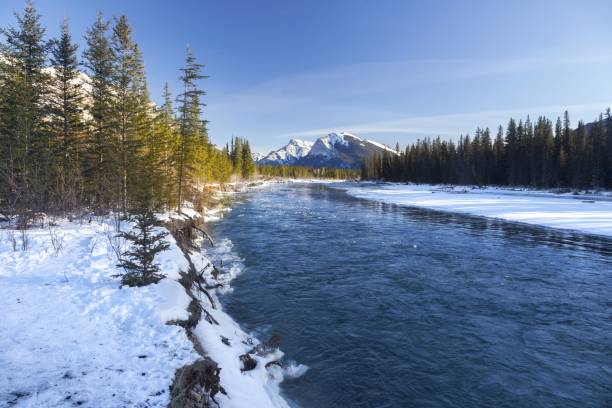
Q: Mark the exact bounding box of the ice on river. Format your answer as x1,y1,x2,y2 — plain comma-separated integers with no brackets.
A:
336,183,612,237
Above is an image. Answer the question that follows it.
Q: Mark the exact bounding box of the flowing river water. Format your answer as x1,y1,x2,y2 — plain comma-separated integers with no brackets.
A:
207,183,612,408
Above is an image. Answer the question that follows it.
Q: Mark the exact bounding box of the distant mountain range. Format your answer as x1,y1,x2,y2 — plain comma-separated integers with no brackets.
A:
257,132,397,169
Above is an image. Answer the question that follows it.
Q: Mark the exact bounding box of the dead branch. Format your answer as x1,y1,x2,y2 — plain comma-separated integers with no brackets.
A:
193,279,217,310
200,305,219,325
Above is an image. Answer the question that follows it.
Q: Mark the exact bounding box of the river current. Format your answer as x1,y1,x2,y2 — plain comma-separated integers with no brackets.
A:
207,183,612,408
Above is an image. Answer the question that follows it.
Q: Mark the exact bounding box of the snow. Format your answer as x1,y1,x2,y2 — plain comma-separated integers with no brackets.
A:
335,183,612,237
325,132,350,147
363,139,398,154
0,218,197,407
261,131,398,165
260,139,314,163
0,197,305,407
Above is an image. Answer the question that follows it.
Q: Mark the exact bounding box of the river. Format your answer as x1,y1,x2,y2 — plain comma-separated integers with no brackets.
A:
207,183,612,408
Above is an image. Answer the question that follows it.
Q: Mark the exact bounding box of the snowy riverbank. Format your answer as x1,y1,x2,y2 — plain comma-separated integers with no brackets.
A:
333,182,612,237
0,216,197,406
0,189,302,407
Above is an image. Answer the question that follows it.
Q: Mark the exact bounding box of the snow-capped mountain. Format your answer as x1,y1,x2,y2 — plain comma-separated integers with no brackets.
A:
251,152,264,162
258,132,397,169
258,138,315,165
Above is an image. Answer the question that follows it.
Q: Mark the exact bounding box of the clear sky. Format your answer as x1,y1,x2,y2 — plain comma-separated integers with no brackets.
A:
2,0,611,154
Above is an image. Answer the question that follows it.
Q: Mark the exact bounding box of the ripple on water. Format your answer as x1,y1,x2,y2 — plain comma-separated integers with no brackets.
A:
210,183,612,408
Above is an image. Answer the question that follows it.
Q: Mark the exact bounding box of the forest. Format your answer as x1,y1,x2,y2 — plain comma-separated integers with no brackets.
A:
257,164,359,179
0,2,256,217
362,111,612,189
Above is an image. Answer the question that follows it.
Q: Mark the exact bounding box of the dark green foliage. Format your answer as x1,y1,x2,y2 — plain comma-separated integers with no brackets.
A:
82,12,117,211
0,1,50,211
257,165,360,179
116,210,169,287
363,110,612,189
175,48,209,212
229,136,255,178
48,20,84,211
0,3,248,217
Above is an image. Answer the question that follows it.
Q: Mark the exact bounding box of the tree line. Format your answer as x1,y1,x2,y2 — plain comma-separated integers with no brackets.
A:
0,2,254,217
257,164,359,179
362,111,612,189
227,136,255,180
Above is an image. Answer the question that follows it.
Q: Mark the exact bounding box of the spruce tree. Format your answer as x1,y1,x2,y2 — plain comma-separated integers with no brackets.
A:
232,136,243,174
241,140,254,178
176,48,207,211
82,12,117,211
158,83,179,206
111,16,143,213
116,209,169,287
48,20,84,210
604,109,612,188
493,126,505,184
0,1,50,211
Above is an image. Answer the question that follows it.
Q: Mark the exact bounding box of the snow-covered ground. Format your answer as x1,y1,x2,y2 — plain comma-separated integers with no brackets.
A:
334,183,612,237
0,204,302,407
0,217,197,407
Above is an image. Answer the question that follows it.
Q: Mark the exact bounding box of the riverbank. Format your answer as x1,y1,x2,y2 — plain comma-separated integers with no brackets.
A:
0,181,299,407
333,182,612,237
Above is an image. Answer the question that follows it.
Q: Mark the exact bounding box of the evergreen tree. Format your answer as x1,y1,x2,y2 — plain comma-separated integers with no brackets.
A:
0,1,50,211
241,140,254,178
605,109,612,187
493,126,505,184
231,136,243,174
111,15,142,213
152,83,178,208
82,12,117,211
361,109,612,190
505,118,518,185
175,48,207,212
48,19,84,210
0,5,247,219
116,209,169,287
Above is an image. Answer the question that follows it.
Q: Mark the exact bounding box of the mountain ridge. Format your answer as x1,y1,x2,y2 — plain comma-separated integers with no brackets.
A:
258,132,397,169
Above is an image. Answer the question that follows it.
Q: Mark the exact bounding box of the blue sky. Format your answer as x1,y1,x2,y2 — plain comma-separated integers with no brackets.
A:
2,0,611,153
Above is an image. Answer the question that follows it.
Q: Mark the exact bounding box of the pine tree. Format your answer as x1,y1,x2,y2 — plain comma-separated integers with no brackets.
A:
48,19,84,210
589,116,603,188
241,140,254,178
176,48,208,212
360,109,612,190
493,126,505,184
82,12,117,211
112,16,151,212
231,136,243,174
604,109,612,188
116,209,169,287
505,118,518,185
0,5,249,217
152,83,178,208
0,1,50,211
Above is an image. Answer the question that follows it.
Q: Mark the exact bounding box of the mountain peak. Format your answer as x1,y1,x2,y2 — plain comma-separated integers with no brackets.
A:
259,138,314,164
258,132,397,169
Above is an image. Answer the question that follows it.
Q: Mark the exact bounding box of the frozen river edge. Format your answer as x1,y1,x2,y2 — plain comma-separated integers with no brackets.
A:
332,182,612,238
